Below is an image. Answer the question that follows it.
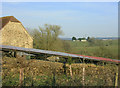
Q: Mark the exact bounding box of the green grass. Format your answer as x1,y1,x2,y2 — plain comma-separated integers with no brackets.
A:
66,39,118,59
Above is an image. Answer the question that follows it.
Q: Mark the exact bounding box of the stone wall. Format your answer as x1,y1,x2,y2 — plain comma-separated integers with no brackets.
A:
1,21,33,48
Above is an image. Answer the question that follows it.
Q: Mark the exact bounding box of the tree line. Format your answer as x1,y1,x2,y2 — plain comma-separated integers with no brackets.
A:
29,24,71,52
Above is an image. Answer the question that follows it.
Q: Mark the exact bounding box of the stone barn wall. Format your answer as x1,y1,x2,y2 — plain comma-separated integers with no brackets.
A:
1,21,33,48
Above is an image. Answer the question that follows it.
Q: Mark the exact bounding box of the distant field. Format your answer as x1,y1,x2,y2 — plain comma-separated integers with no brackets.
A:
65,39,118,59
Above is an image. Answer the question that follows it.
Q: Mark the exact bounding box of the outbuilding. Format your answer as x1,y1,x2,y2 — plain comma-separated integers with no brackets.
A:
0,16,33,48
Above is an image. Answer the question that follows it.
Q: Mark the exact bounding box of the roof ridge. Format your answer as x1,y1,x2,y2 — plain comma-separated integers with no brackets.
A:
0,16,21,29
0,16,14,18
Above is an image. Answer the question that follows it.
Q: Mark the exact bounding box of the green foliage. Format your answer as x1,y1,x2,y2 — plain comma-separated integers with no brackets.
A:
78,38,81,41
87,37,96,46
67,57,74,65
2,72,19,86
87,36,90,41
78,37,86,41
81,37,86,40
31,24,72,52
59,57,66,63
65,39,118,59
72,36,76,41
62,40,72,52
33,24,62,50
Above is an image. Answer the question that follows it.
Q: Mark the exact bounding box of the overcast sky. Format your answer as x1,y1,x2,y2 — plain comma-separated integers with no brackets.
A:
2,2,118,38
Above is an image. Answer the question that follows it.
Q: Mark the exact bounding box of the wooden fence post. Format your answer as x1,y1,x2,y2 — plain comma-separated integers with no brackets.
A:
19,68,24,86
82,57,85,86
115,64,119,87
118,64,120,87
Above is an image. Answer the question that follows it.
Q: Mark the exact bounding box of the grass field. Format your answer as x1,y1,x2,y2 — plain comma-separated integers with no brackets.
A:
66,39,118,59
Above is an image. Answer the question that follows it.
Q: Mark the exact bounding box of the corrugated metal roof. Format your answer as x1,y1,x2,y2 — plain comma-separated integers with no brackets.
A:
0,45,120,63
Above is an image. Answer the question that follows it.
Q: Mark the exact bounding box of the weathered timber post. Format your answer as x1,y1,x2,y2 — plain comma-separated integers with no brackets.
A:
19,68,24,86
118,64,120,87
115,64,119,87
82,57,85,86
69,64,73,77
17,56,26,87
67,57,73,77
